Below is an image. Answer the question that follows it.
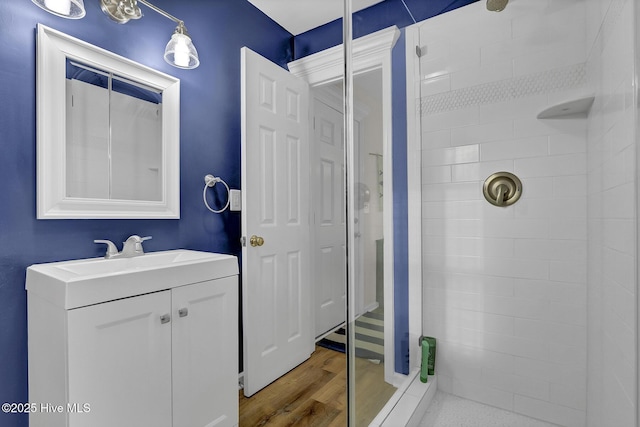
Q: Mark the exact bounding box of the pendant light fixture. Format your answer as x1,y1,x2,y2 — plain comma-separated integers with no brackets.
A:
164,21,200,70
31,0,86,19
101,0,200,69
32,0,199,70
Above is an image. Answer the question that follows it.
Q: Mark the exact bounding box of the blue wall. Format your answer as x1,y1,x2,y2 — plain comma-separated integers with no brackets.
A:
0,1,290,426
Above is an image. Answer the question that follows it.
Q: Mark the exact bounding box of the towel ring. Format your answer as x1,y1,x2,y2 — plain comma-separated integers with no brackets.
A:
203,174,230,213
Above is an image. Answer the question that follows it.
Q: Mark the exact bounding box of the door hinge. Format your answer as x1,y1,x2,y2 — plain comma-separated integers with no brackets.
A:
416,45,423,58
240,236,246,247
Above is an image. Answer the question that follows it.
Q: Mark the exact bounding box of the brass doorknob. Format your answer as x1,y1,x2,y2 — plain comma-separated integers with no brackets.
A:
249,235,265,247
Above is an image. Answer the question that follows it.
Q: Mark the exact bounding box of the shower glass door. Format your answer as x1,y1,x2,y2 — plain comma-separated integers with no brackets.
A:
344,1,400,424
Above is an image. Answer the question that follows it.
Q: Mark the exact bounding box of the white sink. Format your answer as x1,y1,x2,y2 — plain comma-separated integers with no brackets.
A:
26,250,238,309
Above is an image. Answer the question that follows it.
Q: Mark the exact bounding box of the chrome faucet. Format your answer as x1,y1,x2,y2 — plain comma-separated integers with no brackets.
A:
94,235,152,259
93,239,120,259
121,235,152,257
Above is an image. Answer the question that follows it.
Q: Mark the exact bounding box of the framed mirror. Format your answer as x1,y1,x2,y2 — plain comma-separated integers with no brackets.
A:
36,24,180,219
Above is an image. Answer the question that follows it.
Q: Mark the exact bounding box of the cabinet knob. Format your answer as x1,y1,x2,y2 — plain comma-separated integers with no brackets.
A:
160,314,171,324
178,308,188,318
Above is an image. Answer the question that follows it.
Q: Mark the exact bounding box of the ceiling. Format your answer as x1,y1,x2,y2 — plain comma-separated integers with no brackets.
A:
247,0,385,35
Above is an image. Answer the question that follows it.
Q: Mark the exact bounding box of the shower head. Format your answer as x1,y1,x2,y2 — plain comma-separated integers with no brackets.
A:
486,0,508,12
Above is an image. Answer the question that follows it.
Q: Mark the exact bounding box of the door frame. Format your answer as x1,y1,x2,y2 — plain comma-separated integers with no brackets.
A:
288,25,403,385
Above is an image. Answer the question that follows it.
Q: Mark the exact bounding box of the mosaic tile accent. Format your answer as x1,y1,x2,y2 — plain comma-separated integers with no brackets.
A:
600,0,626,47
420,391,561,427
418,62,587,116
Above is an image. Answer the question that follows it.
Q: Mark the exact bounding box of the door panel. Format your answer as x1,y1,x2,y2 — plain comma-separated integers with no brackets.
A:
313,98,346,337
241,47,312,397
172,278,238,427
67,291,172,427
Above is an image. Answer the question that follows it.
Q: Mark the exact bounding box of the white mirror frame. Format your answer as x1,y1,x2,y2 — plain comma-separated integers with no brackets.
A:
36,24,180,219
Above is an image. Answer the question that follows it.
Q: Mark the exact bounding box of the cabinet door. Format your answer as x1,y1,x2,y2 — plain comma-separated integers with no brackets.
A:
172,277,238,427
67,291,172,427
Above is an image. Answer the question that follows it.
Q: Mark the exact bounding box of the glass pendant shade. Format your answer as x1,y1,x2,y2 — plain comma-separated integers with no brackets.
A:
32,0,86,19
164,30,199,69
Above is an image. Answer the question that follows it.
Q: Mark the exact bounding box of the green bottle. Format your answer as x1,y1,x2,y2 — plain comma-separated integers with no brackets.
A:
420,338,430,383
425,336,436,375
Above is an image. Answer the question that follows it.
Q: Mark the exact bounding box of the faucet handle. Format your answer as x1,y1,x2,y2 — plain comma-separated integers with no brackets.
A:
94,240,119,258
122,235,152,255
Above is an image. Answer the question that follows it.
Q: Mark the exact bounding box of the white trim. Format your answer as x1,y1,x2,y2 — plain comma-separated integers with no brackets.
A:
288,26,401,85
405,24,423,373
288,25,401,385
36,24,180,219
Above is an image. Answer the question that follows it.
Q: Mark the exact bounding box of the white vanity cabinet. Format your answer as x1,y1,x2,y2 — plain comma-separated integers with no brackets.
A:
26,250,239,427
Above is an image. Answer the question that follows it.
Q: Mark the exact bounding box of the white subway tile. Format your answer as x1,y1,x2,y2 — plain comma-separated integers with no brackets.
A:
548,218,587,240
451,60,514,91
603,278,635,330
514,117,587,139
548,133,587,156
549,383,587,411
514,395,587,427
547,301,587,326
602,247,635,293
553,175,587,197
548,343,587,369
479,95,549,123
514,239,586,262
602,303,636,365
513,374,550,401
421,129,451,149
452,159,514,182
514,197,587,220
423,218,481,237
422,200,477,219
421,74,451,97
514,153,586,178
485,333,549,361
602,182,635,219
484,218,549,239
520,177,554,199
452,378,514,411
483,296,552,322
424,271,515,296
512,42,586,77
422,182,481,201
422,144,480,166
424,236,515,258
481,136,549,162
420,45,481,79
481,367,516,393
513,279,587,306
549,260,588,284
422,165,452,184
450,163,479,182
451,120,514,147
514,318,586,348
422,106,480,133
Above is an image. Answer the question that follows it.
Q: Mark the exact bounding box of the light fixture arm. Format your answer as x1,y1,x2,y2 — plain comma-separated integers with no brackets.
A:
137,0,182,25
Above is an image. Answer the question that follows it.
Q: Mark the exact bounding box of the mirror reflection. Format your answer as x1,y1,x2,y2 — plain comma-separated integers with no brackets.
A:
65,60,163,201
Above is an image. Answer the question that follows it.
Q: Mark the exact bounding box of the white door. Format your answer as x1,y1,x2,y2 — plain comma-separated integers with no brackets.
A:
67,291,172,427
312,98,346,337
241,47,313,397
172,278,238,427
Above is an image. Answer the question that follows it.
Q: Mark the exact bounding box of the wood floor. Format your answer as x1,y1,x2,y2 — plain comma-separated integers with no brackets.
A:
239,346,397,426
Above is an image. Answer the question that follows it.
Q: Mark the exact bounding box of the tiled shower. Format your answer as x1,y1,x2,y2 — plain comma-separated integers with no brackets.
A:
414,1,637,426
